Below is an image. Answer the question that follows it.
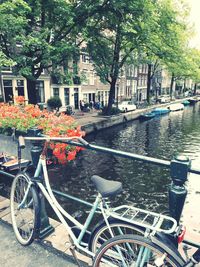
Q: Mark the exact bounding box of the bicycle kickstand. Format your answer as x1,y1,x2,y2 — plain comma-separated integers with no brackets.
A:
66,235,84,267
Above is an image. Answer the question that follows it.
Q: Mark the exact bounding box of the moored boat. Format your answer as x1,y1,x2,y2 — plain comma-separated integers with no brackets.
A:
139,112,156,121
168,103,184,111
188,98,198,104
152,107,170,115
182,100,190,106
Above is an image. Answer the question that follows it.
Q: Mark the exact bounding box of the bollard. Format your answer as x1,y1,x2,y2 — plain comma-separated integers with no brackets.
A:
27,128,54,238
169,155,191,223
27,128,43,168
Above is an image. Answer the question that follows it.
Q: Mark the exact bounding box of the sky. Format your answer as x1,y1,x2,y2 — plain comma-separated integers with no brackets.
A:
186,0,200,48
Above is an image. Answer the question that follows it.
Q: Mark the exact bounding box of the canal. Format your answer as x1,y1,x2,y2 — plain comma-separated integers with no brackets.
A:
48,102,200,238
0,102,199,240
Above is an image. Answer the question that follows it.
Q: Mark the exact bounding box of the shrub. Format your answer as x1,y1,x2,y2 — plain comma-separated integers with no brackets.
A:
47,96,62,110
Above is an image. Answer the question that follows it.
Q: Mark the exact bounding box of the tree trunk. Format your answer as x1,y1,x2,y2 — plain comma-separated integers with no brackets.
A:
194,83,197,95
146,63,152,104
27,79,37,104
106,78,117,115
0,72,5,102
170,73,175,100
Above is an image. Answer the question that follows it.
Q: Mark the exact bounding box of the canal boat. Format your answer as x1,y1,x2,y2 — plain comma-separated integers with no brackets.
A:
152,107,170,115
139,112,156,121
168,103,184,111
182,100,190,106
188,98,198,104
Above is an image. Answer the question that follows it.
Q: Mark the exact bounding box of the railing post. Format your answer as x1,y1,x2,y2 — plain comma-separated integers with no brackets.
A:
27,128,54,239
169,155,191,223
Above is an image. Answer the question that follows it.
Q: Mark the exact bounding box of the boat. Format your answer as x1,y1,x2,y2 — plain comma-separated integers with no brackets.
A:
188,98,198,104
152,108,170,115
139,112,156,121
168,103,184,111
182,100,190,106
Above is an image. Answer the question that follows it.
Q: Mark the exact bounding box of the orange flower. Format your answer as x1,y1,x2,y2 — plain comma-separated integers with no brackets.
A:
15,96,25,104
0,101,85,164
67,150,77,161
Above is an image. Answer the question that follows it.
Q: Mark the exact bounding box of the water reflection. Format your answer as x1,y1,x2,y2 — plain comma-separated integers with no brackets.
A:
50,102,200,235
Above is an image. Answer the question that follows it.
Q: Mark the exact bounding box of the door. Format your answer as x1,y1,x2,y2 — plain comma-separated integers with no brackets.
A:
74,93,79,109
74,88,79,109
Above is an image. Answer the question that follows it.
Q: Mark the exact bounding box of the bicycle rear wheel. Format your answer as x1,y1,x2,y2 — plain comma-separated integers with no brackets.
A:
10,172,40,246
89,219,144,253
93,234,182,267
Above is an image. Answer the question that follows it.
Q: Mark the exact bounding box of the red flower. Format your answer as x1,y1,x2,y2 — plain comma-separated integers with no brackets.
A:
67,150,77,161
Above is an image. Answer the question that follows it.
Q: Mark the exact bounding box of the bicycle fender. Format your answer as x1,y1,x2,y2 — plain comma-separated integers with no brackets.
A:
151,233,185,266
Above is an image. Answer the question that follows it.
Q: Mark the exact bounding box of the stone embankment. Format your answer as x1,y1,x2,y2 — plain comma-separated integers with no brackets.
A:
74,99,188,134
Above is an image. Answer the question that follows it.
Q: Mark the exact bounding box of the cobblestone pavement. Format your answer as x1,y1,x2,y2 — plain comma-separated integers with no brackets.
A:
0,221,79,267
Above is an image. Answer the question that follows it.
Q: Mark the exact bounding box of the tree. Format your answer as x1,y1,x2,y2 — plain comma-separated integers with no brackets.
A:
140,0,192,103
0,0,110,104
84,0,161,114
166,48,200,98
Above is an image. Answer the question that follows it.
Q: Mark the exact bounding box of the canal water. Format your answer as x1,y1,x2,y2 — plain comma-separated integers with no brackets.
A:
0,102,199,238
48,102,200,237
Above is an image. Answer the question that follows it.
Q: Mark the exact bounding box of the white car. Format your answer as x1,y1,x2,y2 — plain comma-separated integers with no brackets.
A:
157,95,170,103
117,101,137,112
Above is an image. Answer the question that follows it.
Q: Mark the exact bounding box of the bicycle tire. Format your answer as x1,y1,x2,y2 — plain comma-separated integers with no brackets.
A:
89,218,144,253
93,234,182,267
10,172,40,246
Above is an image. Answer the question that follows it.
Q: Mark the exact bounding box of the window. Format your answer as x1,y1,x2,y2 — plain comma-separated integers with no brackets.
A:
3,79,13,102
64,88,70,106
83,93,88,103
1,66,12,72
89,71,94,85
81,54,90,63
17,80,24,96
36,81,45,103
3,80,12,87
53,88,59,97
82,69,89,85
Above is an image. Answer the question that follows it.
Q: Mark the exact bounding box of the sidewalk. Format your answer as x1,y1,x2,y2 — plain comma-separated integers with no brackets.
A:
72,99,190,134
0,221,78,267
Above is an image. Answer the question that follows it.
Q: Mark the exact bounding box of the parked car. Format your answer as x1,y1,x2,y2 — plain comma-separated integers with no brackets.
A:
157,95,170,104
117,101,137,112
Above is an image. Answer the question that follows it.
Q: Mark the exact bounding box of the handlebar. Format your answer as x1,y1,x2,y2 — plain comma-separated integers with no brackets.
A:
18,135,89,149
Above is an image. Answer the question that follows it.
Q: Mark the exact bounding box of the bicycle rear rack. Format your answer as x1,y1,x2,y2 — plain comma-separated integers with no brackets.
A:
110,205,177,234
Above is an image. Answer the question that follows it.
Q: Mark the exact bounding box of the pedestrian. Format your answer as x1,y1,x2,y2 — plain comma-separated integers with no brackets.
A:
80,100,84,111
89,100,94,110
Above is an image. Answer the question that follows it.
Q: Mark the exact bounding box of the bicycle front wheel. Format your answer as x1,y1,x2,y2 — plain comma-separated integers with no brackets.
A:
93,234,182,267
10,172,40,246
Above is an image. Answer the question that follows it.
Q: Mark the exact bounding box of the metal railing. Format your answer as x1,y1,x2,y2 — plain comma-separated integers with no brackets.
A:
0,129,199,248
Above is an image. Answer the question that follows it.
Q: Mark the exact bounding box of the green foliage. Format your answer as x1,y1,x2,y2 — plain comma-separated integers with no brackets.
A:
0,0,110,103
0,52,15,68
47,96,62,110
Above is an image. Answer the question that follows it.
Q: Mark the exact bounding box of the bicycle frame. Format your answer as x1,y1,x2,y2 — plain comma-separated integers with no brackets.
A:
30,155,114,257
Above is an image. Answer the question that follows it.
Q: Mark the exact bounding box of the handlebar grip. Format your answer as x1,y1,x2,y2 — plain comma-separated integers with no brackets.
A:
19,136,25,149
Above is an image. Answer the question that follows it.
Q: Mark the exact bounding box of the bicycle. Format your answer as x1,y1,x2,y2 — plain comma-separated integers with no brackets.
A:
10,135,179,263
